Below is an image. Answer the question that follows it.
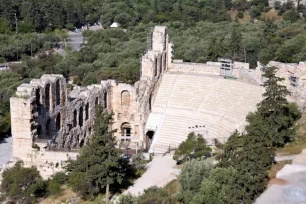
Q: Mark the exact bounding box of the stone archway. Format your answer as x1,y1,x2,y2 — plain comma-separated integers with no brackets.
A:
146,130,155,148
121,122,132,141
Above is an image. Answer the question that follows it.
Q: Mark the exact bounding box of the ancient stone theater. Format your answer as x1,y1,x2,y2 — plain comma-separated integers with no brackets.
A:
10,26,306,178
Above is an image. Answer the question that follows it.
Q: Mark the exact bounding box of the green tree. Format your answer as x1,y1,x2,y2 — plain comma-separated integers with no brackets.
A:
192,167,236,204
173,132,212,163
67,106,124,201
179,159,213,203
230,26,243,61
0,161,45,202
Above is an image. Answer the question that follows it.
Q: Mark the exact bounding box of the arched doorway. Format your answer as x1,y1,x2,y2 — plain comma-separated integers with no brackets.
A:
45,84,50,111
56,79,60,106
121,123,131,141
146,131,155,149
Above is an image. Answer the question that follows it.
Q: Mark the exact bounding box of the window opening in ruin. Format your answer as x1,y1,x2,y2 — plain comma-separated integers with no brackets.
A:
45,84,50,111
46,119,52,139
73,110,77,127
56,80,60,106
104,92,107,108
95,97,99,105
35,88,40,106
159,57,162,75
164,53,167,71
37,125,41,137
290,76,300,87
155,58,158,77
85,103,89,120
79,107,83,127
121,123,131,141
121,91,130,106
56,113,61,132
80,139,85,148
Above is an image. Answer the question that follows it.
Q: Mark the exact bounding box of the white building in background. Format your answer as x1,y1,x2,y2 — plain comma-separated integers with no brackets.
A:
110,22,120,28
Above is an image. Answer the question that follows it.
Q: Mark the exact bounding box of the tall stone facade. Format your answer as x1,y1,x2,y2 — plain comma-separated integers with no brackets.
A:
9,26,170,178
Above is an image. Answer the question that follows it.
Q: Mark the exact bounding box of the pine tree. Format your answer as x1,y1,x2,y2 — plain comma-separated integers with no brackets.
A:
230,25,242,61
257,66,301,147
67,106,124,201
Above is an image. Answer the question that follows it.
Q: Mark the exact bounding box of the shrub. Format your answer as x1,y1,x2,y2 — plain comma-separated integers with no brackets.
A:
237,11,244,19
52,172,69,185
47,180,62,196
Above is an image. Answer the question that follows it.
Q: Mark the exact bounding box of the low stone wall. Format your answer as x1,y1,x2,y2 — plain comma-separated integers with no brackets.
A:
169,60,249,79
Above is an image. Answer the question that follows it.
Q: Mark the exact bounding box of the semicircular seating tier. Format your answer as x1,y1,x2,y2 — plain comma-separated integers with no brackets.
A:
146,72,264,153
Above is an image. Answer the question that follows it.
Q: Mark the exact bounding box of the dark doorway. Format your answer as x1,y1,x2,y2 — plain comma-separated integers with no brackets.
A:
46,119,52,139
45,84,50,111
56,113,61,132
104,92,107,108
56,80,60,106
79,107,83,127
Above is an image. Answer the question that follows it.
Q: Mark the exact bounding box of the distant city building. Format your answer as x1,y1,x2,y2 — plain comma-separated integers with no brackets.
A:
110,22,120,28
0,63,9,71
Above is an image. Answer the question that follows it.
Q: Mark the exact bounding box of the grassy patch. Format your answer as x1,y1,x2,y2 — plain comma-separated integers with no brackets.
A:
268,160,292,180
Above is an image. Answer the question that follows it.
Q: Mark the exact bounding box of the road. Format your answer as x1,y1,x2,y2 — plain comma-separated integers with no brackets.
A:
0,136,12,169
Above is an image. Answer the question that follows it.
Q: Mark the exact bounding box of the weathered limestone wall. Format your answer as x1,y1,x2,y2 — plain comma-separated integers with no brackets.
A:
255,61,306,106
10,74,111,178
9,26,170,178
168,59,249,78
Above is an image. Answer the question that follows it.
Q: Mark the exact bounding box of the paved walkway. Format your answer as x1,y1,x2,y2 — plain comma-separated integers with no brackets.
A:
123,154,180,196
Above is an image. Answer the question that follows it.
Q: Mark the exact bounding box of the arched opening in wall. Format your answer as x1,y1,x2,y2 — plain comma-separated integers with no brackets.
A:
37,125,42,138
46,119,52,139
80,139,85,148
121,91,130,106
56,79,60,106
95,97,99,106
56,113,61,132
159,57,162,75
73,110,77,127
104,92,107,108
164,53,167,71
45,84,50,111
121,123,131,141
35,88,40,106
154,58,158,77
85,103,89,121
79,107,83,127
146,130,155,147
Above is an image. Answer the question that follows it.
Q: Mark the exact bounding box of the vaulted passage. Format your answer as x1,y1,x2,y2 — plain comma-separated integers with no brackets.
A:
45,84,50,111
56,80,60,106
